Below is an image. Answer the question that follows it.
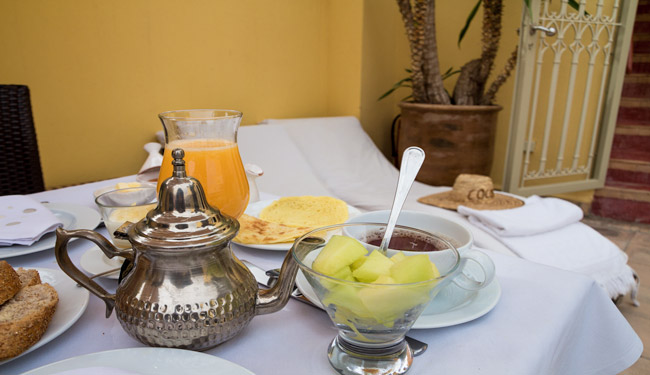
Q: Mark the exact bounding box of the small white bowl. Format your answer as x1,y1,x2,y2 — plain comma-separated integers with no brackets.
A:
345,210,473,253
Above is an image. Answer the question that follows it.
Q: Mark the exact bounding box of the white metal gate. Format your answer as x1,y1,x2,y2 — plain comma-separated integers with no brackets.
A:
503,0,638,196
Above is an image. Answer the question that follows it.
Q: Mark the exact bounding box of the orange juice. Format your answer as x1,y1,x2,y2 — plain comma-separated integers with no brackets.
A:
157,139,249,218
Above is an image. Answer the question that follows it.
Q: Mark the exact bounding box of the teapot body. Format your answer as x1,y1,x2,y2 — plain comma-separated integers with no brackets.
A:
55,143,300,351
115,242,257,350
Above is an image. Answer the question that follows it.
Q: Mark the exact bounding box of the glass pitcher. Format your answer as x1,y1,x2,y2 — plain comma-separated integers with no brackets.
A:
157,109,249,218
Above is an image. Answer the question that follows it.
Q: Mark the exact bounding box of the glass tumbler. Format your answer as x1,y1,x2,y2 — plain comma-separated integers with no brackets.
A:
95,187,157,249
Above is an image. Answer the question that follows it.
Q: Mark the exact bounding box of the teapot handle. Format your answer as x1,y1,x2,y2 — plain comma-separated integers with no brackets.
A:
54,227,134,318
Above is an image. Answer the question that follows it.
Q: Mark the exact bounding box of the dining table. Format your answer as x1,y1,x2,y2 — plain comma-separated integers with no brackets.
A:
0,175,643,375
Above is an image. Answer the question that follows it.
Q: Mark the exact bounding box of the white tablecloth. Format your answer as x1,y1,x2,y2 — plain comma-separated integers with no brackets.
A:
0,178,643,375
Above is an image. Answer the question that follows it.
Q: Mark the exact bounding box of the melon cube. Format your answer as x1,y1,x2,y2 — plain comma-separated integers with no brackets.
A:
431,262,441,279
350,256,367,271
358,284,431,324
390,252,406,264
372,274,396,284
332,266,354,281
390,254,436,284
312,235,368,276
352,250,393,283
322,284,373,319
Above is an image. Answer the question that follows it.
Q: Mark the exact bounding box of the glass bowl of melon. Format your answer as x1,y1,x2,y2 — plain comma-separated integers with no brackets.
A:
291,222,485,375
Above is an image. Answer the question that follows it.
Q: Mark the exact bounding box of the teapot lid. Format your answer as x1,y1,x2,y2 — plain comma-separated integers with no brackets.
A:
130,148,239,250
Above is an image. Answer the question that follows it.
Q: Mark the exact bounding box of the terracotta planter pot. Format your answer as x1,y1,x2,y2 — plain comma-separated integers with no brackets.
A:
396,102,502,186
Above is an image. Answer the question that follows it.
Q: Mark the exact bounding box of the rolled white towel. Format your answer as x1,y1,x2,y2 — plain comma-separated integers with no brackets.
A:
458,195,583,237
458,196,638,303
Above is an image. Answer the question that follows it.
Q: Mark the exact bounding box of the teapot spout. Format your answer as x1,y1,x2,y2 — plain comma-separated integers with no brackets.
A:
255,249,299,315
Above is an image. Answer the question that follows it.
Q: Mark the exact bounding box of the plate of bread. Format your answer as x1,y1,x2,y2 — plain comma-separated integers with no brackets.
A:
0,261,89,364
233,196,361,251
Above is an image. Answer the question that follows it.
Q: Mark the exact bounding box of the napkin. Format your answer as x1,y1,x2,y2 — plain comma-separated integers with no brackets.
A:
458,196,639,303
136,142,163,183
458,195,583,236
0,195,63,246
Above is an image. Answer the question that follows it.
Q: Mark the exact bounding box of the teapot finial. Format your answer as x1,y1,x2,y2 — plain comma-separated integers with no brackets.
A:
172,148,186,177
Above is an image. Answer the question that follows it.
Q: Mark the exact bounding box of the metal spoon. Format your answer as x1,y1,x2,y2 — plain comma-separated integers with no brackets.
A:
76,267,121,287
378,147,425,254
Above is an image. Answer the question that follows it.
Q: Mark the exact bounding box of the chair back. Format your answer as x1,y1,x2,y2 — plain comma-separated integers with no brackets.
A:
0,85,45,194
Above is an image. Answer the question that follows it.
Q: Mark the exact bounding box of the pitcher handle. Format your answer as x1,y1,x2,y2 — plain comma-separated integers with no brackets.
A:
54,227,134,318
451,249,496,291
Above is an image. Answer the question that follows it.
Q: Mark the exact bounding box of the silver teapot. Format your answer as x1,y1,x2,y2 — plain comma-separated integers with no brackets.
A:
55,149,299,350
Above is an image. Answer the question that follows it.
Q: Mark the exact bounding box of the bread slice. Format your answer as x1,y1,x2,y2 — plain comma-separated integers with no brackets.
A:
0,261,21,305
0,283,58,360
16,268,41,288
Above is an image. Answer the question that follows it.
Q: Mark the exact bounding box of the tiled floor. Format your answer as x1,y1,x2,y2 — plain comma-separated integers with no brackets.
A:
581,215,650,374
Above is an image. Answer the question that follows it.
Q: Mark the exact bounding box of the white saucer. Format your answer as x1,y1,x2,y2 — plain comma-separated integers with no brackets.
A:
233,199,361,251
80,245,125,279
21,347,254,375
295,271,501,329
0,203,101,259
411,278,501,329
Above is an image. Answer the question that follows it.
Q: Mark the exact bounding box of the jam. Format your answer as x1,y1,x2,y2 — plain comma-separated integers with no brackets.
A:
367,230,456,252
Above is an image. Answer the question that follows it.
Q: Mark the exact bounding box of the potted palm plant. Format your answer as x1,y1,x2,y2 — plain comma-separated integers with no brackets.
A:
391,0,518,186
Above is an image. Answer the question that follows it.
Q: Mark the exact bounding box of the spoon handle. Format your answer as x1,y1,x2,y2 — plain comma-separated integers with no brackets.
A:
379,147,425,253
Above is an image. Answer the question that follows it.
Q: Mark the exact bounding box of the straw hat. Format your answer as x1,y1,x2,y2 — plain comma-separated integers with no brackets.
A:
418,174,524,210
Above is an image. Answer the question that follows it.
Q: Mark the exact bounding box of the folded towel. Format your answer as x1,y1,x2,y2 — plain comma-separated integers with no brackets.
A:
0,196,63,246
458,197,639,303
457,195,583,236
136,142,164,183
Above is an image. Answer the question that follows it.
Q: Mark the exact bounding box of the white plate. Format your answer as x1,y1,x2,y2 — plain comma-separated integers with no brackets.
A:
21,347,254,375
0,203,101,259
80,245,125,279
0,268,90,365
295,270,501,329
233,199,362,251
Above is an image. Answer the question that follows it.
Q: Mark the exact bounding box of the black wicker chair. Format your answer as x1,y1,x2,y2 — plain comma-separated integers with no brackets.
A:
0,85,45,195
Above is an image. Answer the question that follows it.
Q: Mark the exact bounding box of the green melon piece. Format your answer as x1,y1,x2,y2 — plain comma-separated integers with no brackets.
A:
312,235,368,276
322,284,373,319
358,284,432,324
390,254,436,284
431,262,441,279
390,252,406,264
372,274,396,284
352,250,393,283
332,265,354,280
350,256,367,271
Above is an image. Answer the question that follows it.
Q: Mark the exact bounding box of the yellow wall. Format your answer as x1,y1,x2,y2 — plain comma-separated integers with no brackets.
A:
328,1,364,116
1,0,526,191
0,0,364,188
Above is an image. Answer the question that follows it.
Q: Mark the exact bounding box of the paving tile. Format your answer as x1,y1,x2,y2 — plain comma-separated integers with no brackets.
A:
584,215,640,232
623,356,650,375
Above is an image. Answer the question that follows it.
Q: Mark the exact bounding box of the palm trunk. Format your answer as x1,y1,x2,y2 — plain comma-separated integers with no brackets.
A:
397,0,449,104
453,0,503,105
422,0,450,104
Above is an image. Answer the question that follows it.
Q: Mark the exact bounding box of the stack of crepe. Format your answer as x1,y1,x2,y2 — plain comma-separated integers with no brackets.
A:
235,196,348,244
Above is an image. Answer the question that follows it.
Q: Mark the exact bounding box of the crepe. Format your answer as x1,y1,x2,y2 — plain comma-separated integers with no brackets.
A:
234,214,313,244
259,196,349,227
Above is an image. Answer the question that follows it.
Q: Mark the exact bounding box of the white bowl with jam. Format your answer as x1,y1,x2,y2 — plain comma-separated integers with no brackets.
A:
345,210,473,254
